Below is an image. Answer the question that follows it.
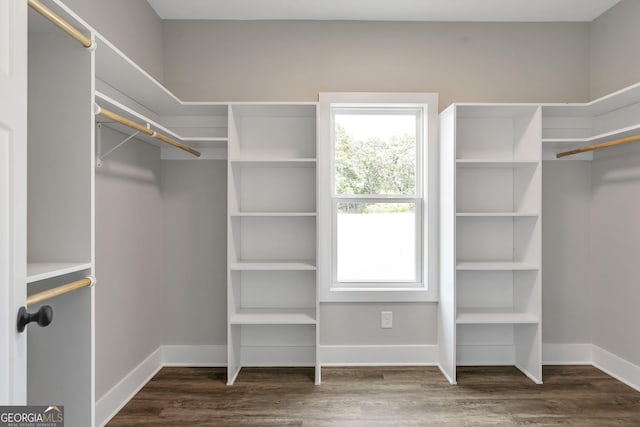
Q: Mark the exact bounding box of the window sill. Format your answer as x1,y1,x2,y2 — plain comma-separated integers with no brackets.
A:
320,285,438,302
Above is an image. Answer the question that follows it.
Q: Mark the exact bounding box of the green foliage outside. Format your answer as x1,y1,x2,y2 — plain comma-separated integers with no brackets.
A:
335,123,416,214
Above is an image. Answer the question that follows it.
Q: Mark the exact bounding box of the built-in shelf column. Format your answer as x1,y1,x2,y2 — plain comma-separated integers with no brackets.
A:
227,104,319,385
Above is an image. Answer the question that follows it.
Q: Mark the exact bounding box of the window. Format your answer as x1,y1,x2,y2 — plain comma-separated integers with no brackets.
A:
333,109,422,283
319,93,439,302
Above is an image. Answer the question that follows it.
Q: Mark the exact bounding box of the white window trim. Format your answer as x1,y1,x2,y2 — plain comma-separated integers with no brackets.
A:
318,92,439,302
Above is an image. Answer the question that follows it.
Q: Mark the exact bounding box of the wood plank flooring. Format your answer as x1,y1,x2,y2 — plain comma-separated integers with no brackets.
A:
108,366,640,426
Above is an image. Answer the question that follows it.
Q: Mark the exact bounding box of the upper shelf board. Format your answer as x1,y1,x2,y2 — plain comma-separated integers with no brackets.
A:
542,82,640,117
94,34,227,117
27,262,92,284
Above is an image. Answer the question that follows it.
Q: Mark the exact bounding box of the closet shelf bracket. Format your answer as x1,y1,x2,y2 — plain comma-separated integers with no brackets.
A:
96,123,142,167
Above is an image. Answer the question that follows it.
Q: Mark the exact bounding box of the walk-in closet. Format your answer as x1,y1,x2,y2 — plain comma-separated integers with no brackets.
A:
2,0,640,425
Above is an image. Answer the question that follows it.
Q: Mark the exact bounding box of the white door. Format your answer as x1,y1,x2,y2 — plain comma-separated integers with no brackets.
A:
0,0,28,404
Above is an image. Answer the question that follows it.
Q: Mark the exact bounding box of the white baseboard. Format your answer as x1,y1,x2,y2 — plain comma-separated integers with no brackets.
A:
95,347,163,427
592,345,640,392
163,345,227,367
320,345,438,366
241,345,315,367
96,345,227,426
542,343,592,365
456,345,514,366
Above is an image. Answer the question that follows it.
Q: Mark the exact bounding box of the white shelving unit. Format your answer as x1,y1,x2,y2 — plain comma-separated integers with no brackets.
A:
542,82,640,160
439,104,542,385
227,104,319,385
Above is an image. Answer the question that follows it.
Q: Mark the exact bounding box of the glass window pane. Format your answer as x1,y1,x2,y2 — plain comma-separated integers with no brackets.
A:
336,202,416,282
334,111,417,196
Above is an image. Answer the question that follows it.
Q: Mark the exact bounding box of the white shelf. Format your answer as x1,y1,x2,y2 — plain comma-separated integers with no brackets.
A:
230,212,317,217
182,137,228,144
542,82,640,117
95,92,196,146
230,158,317,168
542,123,640,146
456,212,539,217
94,34,227,117
27,262,92,284
456,262,539,271
456,160,539,168
230,261,317,271
456,308,539,324
230,308,317,325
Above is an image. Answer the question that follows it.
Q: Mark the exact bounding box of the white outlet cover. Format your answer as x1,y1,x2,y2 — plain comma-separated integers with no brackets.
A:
381,311,393,329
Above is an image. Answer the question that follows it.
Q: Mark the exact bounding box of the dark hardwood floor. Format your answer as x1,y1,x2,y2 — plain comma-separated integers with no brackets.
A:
108,366,640,426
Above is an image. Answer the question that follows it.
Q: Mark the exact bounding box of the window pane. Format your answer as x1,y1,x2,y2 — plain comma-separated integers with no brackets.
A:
334,111,417,196
336,202,416,282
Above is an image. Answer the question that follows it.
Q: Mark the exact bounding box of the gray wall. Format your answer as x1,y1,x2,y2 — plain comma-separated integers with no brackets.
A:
95,128,164,399
590,0,640,99
61,0,167,401
542,162,592,344
63,0,164,81
161,20,593,347
161,161,227,345
591,145,640,365
321,303,437,345
162,21,590,108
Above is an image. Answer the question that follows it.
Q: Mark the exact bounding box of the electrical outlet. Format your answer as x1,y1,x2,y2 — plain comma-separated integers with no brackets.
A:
381,311,393,329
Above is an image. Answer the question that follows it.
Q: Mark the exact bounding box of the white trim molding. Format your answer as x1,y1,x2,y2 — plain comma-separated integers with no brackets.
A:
320,344,438,366
592,345,640,393
96,348,163,427
318,92,440,303
96,345,226,426
163,345,227,367
542,343,593,365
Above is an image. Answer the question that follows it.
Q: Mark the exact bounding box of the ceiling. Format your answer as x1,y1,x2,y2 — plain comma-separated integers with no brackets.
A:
147,0,621,22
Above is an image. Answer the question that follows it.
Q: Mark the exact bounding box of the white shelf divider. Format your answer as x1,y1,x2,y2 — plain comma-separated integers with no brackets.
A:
456,308,539,325
456,160,539,168
230,158,316,168
230,308,317,325
230,261,317,271
230,212,317,217
456,262,539,271
456,212,539,217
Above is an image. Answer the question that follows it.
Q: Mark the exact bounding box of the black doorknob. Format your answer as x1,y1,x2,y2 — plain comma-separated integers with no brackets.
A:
17,305,53,333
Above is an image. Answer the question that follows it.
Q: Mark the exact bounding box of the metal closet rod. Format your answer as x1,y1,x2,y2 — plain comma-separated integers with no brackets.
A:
28,0,93,48
556,134,640,158
96,105,202,158
27,276,96,307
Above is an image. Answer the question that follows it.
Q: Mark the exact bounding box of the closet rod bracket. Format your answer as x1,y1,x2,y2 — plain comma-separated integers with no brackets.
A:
96,123,141,167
